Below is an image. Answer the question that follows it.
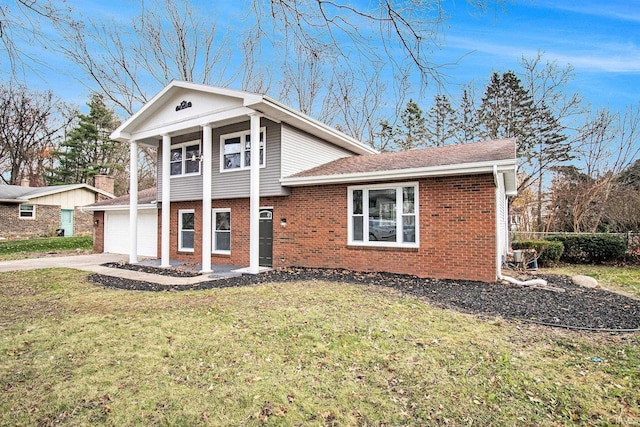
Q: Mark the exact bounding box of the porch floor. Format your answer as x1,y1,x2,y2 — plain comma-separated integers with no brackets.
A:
136,258,271,278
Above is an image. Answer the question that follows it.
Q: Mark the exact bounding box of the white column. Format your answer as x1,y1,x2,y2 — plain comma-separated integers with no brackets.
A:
201,124,213,273
161,134,171,268
129,140,139,264
249,113,261,274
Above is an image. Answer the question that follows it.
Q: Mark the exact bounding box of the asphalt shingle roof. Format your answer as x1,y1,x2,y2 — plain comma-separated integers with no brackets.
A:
88,187,157,208
289,139,516,178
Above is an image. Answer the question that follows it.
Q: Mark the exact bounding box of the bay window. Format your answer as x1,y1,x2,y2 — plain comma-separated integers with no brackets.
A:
348,183,418,247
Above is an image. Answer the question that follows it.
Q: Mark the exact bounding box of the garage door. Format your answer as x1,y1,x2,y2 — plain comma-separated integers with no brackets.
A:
104,209,158,257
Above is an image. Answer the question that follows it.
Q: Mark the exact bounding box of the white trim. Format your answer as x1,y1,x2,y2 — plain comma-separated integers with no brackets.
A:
347,182,419,249
110,80,376,156
212,208,231,255
169,139,202,178
201,125,213,273
249,113,261,274
161,134,171,267
178,209,195,252
129,140,139,264
18,204,36,219
219,127,266,173
81,204,156,212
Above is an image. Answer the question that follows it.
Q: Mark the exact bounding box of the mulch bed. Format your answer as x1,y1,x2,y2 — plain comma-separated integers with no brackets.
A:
88,266,640,332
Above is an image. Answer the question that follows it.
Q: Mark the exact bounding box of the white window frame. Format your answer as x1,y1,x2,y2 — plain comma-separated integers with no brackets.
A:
178,209,195,252
169,140,201,178
347,182,419,248
212,208,231,255
219,127,266,172
19,204,36,219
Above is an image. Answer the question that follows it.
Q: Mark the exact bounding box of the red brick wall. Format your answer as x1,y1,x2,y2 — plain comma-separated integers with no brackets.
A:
93,211,105,252
161,174,497,282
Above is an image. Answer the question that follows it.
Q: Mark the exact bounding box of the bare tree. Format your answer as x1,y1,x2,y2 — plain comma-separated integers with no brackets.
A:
548,106,640,232
0,0,72,77
54,0,233,116
0,81,73,185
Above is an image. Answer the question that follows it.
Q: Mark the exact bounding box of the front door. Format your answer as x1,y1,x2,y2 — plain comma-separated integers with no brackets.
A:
60,209,74,237
259,210,273,267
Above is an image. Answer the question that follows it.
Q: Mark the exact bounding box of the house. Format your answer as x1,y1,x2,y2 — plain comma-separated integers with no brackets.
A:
85,187,158,257
92,81,517,282
0,176,115,239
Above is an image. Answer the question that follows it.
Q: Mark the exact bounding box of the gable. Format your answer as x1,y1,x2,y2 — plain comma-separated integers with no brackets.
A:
134,88,246,136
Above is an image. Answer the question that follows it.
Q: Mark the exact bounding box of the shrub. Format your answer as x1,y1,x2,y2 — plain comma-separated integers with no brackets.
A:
545,234,627,264
512,240,564,267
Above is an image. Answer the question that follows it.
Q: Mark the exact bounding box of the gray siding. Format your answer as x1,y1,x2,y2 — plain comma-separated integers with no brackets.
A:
158,119,288,202
280,124,355,178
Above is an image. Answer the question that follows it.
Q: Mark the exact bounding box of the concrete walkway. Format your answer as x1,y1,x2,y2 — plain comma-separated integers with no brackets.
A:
0,253,227,286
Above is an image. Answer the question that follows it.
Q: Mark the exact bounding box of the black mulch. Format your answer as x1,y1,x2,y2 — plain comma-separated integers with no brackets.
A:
101,262,201,277
88,266,640,331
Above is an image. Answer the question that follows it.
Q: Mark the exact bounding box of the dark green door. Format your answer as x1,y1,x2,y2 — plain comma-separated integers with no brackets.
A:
60,209,74,237
259,210,273,267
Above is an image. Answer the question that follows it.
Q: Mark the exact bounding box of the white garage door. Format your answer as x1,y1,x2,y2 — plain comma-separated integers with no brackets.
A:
104,209,158,257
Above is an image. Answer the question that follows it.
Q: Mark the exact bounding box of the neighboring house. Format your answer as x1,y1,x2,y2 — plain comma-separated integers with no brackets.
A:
0,176,115,239
91,81,517,282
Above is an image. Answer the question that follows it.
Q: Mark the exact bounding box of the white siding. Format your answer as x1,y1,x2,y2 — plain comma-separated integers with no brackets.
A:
496,173,508,277
280,123,355,178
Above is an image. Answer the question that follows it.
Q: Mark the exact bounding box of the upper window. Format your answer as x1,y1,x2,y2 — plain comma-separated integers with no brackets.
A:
170,141,201,177
178,209,195,252
220,128,265,172
348,183,418,247
19,204,35,219
212,209,231,254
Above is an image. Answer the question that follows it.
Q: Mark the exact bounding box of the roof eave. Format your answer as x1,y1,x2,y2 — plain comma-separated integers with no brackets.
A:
81,203,157,212
281,159,518,187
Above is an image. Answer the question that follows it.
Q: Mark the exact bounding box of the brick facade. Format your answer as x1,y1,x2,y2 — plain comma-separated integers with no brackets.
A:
160,174,497,282
93,211,105,252
74,208,94,236
0,203,61,239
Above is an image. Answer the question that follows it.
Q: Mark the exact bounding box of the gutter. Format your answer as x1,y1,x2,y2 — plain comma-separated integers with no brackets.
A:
281,159,517,187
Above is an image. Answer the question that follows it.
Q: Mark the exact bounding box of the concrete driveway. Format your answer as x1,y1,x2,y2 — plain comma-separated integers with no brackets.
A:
0,253,223,286
0,253,127,273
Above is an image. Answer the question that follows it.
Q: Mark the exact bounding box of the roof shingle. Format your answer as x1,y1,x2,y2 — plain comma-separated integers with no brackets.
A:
289,139,516,178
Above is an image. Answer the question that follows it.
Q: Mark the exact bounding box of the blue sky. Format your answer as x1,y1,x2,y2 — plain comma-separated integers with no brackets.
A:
431,0,640,111
6,0,640,117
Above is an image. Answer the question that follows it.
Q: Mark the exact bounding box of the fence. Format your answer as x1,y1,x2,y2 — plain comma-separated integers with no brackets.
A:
512,231,640,254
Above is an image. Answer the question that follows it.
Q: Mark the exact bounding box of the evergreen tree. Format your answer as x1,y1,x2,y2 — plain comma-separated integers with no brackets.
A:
373,119,400,152
425,94,456,146
48,94,124,186
454,88,479,144
478,71,536,157
396,99,428,150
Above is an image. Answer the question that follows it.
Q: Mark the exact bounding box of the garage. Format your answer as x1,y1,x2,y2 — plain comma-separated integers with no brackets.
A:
104,208,157,257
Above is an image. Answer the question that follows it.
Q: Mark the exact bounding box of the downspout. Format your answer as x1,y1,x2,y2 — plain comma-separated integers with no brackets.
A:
493,164,501,280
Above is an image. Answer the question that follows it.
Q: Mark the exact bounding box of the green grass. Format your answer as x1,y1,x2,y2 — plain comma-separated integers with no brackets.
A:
1,269,638,426
0,236,93,260
543,265,640,298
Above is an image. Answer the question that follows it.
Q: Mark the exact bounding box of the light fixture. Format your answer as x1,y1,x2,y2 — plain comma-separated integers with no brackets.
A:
280,218,287,228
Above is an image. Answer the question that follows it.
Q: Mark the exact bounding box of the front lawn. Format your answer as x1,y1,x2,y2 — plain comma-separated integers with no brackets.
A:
0,236,93,261
1,269,638,425
542,265,640,299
